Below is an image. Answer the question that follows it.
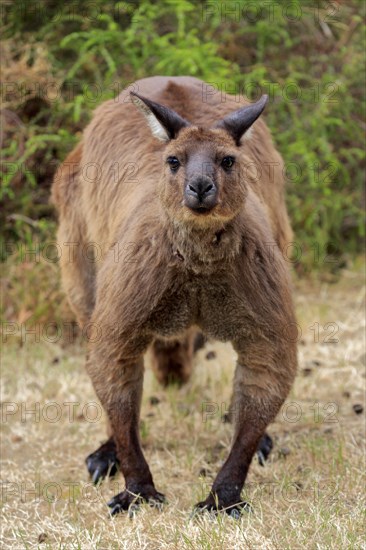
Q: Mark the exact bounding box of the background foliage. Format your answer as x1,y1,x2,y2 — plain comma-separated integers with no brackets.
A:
1,0,365,325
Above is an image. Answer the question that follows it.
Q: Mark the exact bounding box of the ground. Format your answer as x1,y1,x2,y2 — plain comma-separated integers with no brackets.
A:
1,266,365,549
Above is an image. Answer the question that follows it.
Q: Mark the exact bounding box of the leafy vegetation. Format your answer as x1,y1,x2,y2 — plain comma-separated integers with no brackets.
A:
1,0,365,322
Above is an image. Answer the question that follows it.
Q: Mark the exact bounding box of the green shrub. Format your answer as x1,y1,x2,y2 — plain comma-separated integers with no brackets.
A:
1,0,365,272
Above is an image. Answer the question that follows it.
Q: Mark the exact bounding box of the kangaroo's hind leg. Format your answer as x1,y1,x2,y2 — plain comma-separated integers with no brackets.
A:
53,145,112,483
86,328,207,484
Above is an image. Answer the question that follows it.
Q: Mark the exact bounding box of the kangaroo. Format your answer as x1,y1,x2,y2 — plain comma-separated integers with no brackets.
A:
51,76,297,516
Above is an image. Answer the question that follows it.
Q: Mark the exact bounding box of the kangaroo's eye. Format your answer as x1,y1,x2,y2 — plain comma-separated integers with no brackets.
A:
167,156,180,172
221,156,235,170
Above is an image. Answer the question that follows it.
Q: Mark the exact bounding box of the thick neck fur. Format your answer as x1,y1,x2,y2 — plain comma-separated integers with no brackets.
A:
164,213,243,274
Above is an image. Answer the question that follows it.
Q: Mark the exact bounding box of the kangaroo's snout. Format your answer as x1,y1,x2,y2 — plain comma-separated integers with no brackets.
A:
184,176,217,212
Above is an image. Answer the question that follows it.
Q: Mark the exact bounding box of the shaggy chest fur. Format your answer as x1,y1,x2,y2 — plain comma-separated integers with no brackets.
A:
145,265,260,343
127,213,284,345
142,220,242,340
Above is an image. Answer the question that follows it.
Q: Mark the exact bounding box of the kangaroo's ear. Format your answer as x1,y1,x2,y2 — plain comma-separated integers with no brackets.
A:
214,95,269,145
130,92,190,142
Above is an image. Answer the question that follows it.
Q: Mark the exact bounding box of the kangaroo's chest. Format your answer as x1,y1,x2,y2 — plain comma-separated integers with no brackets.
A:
147,274,252,342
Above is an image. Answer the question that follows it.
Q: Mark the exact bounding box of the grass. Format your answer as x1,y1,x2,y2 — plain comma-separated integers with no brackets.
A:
1,265,365,549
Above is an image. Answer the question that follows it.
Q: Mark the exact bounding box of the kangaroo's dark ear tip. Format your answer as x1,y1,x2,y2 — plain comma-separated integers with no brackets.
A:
130,91,147,103
130,92,149,111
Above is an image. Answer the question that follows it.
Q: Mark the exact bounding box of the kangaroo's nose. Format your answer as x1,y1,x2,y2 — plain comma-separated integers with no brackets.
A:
186,177,216,201
184,176,218,213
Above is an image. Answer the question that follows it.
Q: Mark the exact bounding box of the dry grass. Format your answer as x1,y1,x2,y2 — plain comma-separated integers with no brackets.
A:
1,265,365,549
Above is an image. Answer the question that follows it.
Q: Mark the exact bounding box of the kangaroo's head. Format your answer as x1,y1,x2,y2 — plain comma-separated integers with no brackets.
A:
131,90,268,228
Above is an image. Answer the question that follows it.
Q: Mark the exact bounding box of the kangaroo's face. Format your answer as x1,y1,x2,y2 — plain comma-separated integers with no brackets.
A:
162,127,246,225
131,91,268,226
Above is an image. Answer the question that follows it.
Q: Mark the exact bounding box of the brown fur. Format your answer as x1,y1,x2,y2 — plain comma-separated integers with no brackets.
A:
51,76,297,514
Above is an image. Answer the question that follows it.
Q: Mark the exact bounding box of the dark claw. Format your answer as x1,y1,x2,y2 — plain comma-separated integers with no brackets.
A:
107,494,124,509
229,508,241,519
256,433,273,466
109,504,123,516
148,494,166,511
107,489,166,516
108,492,134,516
227,502,252,518
128,504,140,519
193,499,252,518
91,468,102,485
86,438,119,484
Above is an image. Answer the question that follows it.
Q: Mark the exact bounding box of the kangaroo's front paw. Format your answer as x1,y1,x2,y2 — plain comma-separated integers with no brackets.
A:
86,438,119,484
108,487,166,516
